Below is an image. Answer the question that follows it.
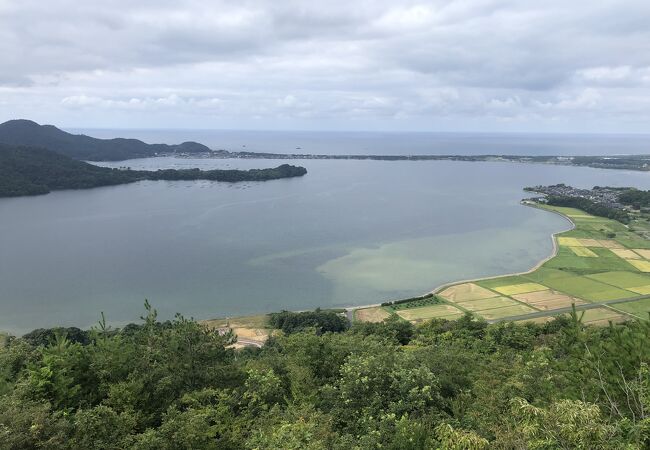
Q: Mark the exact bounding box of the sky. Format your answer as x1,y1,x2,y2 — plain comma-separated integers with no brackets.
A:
1,0,650,132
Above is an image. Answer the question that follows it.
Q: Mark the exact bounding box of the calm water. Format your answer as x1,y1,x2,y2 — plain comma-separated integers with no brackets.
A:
69,128,650,156
3,138,650,333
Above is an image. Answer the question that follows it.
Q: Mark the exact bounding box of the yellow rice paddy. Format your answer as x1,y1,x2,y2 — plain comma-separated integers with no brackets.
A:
492,282,547,296
611,248,642,260
628,260,650,273
633,249,650,259
557,237,582,247
628,285,650,295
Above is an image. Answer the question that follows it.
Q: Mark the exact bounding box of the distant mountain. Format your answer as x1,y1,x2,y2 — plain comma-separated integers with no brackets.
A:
0,144,307,198
0,119,211,161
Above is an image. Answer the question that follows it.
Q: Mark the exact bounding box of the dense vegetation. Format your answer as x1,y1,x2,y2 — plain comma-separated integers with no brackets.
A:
2,304,650,449
0,120,210,161
571,155,650,171
381,293,437,309
619,189,650,209
545,195,630,223
0,145,145,196
0,145,307,197
268,309,349,334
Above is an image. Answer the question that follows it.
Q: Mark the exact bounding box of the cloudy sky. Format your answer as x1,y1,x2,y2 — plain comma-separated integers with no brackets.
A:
1,0,650,132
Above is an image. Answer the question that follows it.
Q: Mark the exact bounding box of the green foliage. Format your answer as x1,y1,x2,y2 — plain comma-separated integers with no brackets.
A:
0,144,307,198
619,189,650,209
546,195,629,223
383,294,442,311
510,398,624,449
0,119,210,161
351,315,415,345
268,309,348,334
2,304,650,448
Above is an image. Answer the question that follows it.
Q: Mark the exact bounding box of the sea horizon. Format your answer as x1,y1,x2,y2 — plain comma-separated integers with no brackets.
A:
67,128,650,157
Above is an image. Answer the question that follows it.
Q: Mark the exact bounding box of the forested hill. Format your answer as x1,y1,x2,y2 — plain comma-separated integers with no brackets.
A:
1,306,650,448
0,144,307,197
0,119,210,161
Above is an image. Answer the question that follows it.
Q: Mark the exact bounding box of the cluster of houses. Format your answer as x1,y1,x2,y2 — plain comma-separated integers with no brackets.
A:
526,184,624,209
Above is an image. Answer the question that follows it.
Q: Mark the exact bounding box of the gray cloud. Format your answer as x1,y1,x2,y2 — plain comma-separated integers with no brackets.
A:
1,0,650,131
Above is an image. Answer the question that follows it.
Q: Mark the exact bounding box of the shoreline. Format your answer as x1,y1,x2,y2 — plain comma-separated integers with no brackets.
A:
341,201,576,314
202,199,576,323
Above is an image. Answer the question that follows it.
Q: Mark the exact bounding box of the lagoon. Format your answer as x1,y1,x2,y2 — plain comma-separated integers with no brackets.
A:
2,155,650,334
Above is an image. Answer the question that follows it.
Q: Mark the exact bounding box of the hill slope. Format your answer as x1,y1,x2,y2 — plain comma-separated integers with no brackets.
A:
0,144,307,197
0,119,210,161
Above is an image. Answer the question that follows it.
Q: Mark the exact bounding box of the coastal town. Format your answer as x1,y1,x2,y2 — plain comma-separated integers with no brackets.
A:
525,184,625,209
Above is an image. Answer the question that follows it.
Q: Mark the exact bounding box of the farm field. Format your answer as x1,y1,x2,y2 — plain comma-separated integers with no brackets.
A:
355,306,391,323
355,203,650,326
609,298,650,319
395,304,464,321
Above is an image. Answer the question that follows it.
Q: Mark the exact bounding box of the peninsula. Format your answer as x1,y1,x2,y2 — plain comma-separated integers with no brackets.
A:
0,144,307,198
203,150,650,172
1,120,650,172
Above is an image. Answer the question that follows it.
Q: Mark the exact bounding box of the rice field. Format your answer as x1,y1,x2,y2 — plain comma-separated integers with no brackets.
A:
395,304,464,321
492,282,546,295
557,237,582,246
628,260,650,272
569,246,598,257
477,304,538,320
633,249,650,259
609,298,650,320
512,290,586,310
457,296,521,311
439,283,497,302
576,238,602,247
579,307,627,324
610,248,641,259
586,271,650,289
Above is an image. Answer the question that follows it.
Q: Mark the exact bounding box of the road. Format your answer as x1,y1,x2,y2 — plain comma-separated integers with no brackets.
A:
488,294,650,324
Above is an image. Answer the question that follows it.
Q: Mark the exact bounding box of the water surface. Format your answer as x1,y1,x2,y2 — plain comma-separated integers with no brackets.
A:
2,156,650,334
